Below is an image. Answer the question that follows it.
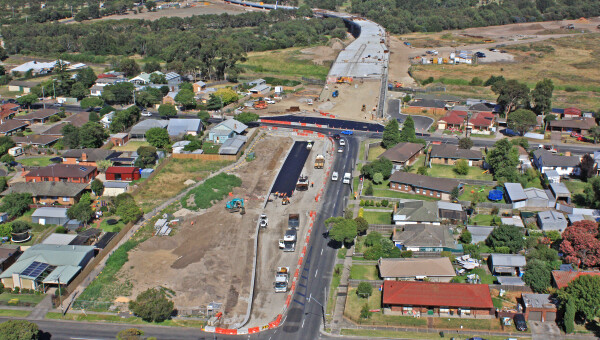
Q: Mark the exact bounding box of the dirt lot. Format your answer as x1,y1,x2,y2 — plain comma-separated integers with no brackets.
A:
117,135,292,326
387,36,417,88
317,80,384,122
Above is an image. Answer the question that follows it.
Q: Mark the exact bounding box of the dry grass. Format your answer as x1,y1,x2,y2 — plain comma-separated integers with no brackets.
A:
112,141,150,152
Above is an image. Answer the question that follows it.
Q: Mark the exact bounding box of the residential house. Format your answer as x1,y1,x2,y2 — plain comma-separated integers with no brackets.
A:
0,246,21,274
90,85,104,97
129,119,168,139
537,210,567,232
0,120,28,136
406,99,447,115
505,183,527,209
382,281,494,317
467,111,496,134
61,148,119,167
544,169,560,183
521,294,557,322
437,110,467,130
167,119,204,138
207,118,248,144
219,135,248,155
129,72,160,85
63,111,90,127
41,233,78,246
12,134,60,147
247,79,266,87
10,60,69,75
392,224,462,253
162,91,179,105
0,103,20,122
25,164,97,183
193,81,206,93
469,102,500,114
378,142,424,171
31,207,71,225
549,182,571,204
100,111,114,129
389,172,463,200
429,144,483,166
109,133,129,147
549,117,596,134
1,182,88,206
164,72,182,91
489,253,526,276
378,257,455,282
7,81,35,93
551,270,600,289
562,107,582,119
567,214,596,225
392,201,436,226
103,181,130,196
467,226,495,244
0,244,95,290
105,167,140,182
14,109,59,124
532,149,580,176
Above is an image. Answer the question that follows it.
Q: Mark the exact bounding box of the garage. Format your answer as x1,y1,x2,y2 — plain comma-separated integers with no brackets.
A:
546,311,557,322
522,293,558,322
528,311,542,322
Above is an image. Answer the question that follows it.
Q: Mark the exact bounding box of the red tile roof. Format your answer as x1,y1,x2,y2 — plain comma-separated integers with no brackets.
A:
470,111,495,127
552,270,600,289
564,107,582,116
383,281,493,309
439,110,467,125
106,166,139,174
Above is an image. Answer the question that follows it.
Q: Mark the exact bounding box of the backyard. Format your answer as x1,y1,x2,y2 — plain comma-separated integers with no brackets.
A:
363,211,392,225
112,141,150,152
363,179,440,201
349,265,380,280
413,164,493,181
452,267,496,285
367,145,386,161
18,156,54,167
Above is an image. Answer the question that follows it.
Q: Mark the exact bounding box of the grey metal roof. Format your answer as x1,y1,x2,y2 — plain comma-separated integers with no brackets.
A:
212,119,248,134
164,72,181,81
505,183,527,201
490,254,526,267
466,226,495,244
437,201,463,211
538,210,567,223
167,119,203,136
219,135,247,155
533,149,581,167
104,181,129,189
522,293,556,308
250,84,270,92
130,119,168,135
41,233,78,245
496,276,525,286
544,169,560,178
524,187,548,200
32,207,68,219
550,183,571,196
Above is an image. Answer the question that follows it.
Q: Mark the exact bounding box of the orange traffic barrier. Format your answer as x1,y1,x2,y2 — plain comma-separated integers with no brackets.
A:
286,295,291,306
248,327,260,334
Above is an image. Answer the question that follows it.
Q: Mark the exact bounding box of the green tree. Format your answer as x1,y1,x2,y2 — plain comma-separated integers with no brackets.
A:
589,126,600,144
579,154,596,182
129,288,174,322
119,58,141,78
326,217,357,246
399,116,416,142
149,73,167,84
144,61,161,73
76,67,97,88
511,137,529,149
564,298,575,334
522,259,552,293
16,94,38,109
79,122,108,148
354,217,368,235
364,182,374,196
454,159,469,175
0,320,40,340
0,177,7,192
213,88,238,105
0,154,14,164
61,124,80,149
458,137,473,149
459,229,472,244
117,328,144,340
102,82,135,105
361,158,393,180
583,176,600,208
543,113,557,131
382,119,401,148
70,82,88,100
0,193,32,218
0,47,8,61
174,89,196,110
360,303,371,319
134,146,157,168
558,275,600,323
158,104,177,117
486,225,525,253
0,136,14,156
508,108,537,135
146,128,170,148
493,79,530,115
89,111,100,122
197,110,210,122
486,139,519,182
372,172,384,184
451,186,460,200
417,166,428,175
67,195,94,224
531,78,554,116
91,179,104,196
80,97,104,109
357,282,373,298
236,112,259,124
11,221,30,234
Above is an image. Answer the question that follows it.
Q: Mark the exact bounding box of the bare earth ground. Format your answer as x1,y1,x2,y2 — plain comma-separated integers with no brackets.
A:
297,39,346,66
317,80,383,122
118,135,292,326
387,36,417,87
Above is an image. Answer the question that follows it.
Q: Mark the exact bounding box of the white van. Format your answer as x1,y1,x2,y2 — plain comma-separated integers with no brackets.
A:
343,172,351,184
8,146,23,157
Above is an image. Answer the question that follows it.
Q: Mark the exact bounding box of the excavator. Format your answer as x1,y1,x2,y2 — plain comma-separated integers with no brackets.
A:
226,198,245,215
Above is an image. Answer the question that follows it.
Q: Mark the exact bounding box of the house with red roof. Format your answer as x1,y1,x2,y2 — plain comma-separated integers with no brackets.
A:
382,281,495,317
551,270,600,289
563,107,582,119
467,111,495,134
105,167,140,182
437,110,467,130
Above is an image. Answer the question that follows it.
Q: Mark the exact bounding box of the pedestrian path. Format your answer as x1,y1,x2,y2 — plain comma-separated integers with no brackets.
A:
28,293,54,320
330,244,353,334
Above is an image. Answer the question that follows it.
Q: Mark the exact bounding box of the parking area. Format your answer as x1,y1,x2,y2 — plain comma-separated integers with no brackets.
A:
389,99,434,134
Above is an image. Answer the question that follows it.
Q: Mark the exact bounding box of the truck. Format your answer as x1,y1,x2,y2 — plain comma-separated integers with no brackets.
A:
314,155,325,169
274,267,289,293
7,146,23,157
343,172,351,184
296,175,309,191
288,214,300,229
278,229,297,252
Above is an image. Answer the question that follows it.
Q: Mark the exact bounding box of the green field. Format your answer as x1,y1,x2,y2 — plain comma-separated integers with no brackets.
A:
349,265,380,280
415,164,493,181
363,211,392,224
341,329,526,340
0,293,45,306
367,145,386,161
241,48,330,80
470,214,498,226
0,309,31,317
99,218,125,232
326,264,344,322
18,157,54,167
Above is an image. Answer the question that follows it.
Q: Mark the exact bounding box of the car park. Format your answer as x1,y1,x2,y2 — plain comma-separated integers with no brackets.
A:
331,172,339,181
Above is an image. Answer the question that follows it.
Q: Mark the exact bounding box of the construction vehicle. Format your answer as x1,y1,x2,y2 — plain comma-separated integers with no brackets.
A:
332,90,339,98
282,196,290,205
225,198,245,215
336,77,352,84
296,175,309,191
288,214,300,229
314,155,325,169
306,140,313,150
274,267,289,293
253,100,267,109
259,214,268,228
279,228,297,252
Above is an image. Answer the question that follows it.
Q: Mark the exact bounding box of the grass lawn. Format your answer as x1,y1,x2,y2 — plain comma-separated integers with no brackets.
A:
469,214,499,226
349,265,380,280
0,309,31,317
416,164,493,181
565,179,589,207
367,145,385,161
112,141,150,152
452,268,496,285
432,317,502,331
99,217,125,233
337,248,347,259
201,141,220,154
341,329,525,340
45,312,205,328
19,156,53,167
241,47,330,80
372,188,440,201
363,211,391,224
345,288,428,327
0,293,45,306
459,184,505,203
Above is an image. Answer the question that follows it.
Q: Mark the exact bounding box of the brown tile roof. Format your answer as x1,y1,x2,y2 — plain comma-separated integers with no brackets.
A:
64,112,90,127
61,149,119,162
549,117,596,129
40,123,67,136
383,281,493,309
379,142,424,163
389,171,462,193
14,109,59,121
12,134,60,146
25,163,96,179
429,144,483,160
378,257,455,279
0,120,28,134
551,270,600,289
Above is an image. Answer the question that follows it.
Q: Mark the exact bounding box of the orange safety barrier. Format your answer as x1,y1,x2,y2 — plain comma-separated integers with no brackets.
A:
302,246,307,254
290,282,296,291
215,328,226,334
248,327,260,334
276,314,283,324
286,295,291,306
298,258,303,266
294,269,299,277
306,236,310,243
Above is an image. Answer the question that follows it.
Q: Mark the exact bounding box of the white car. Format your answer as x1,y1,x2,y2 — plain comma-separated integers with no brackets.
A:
265,98,276,104
331,172,339,181
338,147,344,153
339,139,346,146
141,111,152,117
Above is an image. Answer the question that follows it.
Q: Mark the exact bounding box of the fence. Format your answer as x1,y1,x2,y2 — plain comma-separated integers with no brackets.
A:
301,77,325,85
367,224,396,233
348,279,383,288
489,284,532,293
171,128,259,162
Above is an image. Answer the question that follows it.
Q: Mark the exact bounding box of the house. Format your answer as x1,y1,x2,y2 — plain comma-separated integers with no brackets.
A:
549,182,571,204
41,233,78,245
31,207,71,225
129,72,158,85
61,148,119,167
105,167,140,182
392,225,462,253
12,134,60,147
162,91,178,105
25,164,97,183
207,118,248,144
469,102,500,114
247,79,266,87
521,294,557,322
467,226,495,244
437,110,467,130
378,142,424,171
193,81,206,93
103,181,130,196
0,245,21,273
489,254,526,276
1,182,88,206
549,117,596,134
537,210,567,232
109,133,129,147
562,107,582,119
219,135,247,155
14,109,59,124
406,99,447,115
63,111,90,127
167,119,204,138
382,281,494,317
389,172,463,200
10,60,69,75
0,120,28,136
8,81,35,93
467,111,496,134
524,187,550,208
393,201,440,226
551,270,600,289
378,257,455,282
0,103,20,122
532,149,580,176
544,169,560,183
100,111,114,129
429,145,484,166
0,244,95,290
164,72,182,90
90,85,103,97
249,84,271,96
505,183,527,209
129,119,168,139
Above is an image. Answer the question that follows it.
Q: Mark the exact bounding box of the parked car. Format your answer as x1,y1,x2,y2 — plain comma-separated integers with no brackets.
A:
341,130,353,135
571,131,583,138
332,90,339,98
577,136,591,143
141,111,152,117
333,134,341,140
475,52,486,58
514,314,527,332
331,172,339,181
265,98,276,104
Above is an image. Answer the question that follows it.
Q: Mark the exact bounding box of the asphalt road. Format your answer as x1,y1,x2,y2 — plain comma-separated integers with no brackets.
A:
270,141,311,196
265,115,384,132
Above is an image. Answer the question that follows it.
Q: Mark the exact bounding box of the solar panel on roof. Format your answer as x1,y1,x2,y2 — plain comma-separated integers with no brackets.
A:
79,167,87,171
20,261,50,279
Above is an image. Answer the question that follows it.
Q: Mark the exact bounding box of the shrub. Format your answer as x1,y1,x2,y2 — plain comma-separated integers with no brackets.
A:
357,282,373,298
364,183,374,196
358,207,364,218
55,226,67,234
381,200,389,207
375,201,381,207
360,303,372,319
401,250,413,258
359,200,365,207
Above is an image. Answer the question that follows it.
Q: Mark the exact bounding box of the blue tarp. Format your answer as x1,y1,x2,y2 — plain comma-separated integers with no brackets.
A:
488,190,503,201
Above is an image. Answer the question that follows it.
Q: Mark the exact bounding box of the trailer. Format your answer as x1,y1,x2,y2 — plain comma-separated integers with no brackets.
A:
274,267,289,293
288,214,300,229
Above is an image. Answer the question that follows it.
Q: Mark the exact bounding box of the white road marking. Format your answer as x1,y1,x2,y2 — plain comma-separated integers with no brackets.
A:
314,269,318,277
301,318,306,328
321,248,323,255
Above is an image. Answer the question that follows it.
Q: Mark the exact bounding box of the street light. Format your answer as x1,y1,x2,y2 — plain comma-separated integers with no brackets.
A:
306,294,326,328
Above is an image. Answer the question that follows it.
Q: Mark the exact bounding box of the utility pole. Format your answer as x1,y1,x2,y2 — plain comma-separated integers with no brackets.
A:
308,294,326,329
52,79,56,99
41,87,46,109
58,277,64,315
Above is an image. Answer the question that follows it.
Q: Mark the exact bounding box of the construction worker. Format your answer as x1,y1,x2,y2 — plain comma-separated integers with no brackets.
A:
311,182,314,188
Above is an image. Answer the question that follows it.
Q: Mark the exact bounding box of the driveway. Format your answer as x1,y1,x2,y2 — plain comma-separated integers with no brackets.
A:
388,99,434,134
530,321,563,340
